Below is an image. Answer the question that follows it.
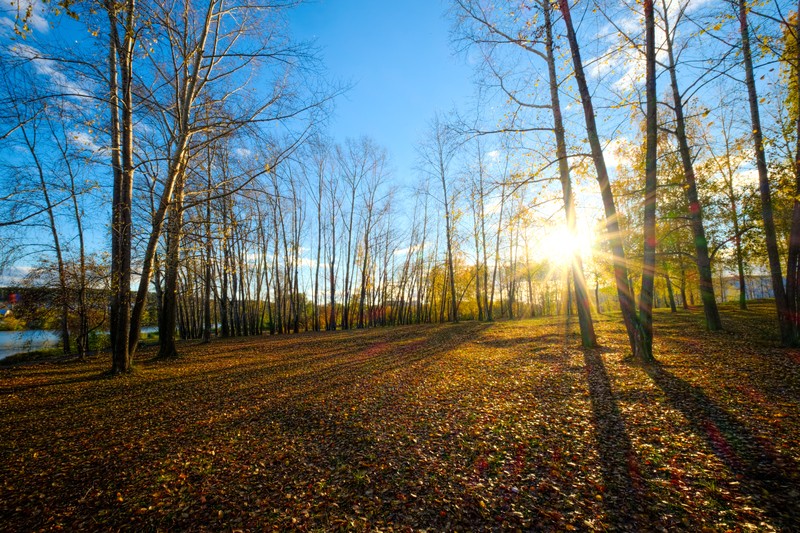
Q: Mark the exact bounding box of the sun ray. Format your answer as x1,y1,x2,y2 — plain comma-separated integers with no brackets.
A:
535,225,594,268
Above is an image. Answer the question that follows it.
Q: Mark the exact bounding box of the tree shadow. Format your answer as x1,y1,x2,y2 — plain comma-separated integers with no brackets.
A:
1,321,497,531
478,332,581,353
0,370,111,394
582,345,653,530
645,362,800,530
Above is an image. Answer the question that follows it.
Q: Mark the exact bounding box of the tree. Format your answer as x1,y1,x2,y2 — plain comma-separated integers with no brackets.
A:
657,0,722,331
17,256,109,354
0,60,99,357
126,0,326,357
736,0,794,344
419,115,460,322
302,139,331,332
542,0,597,347
698,103,757,310
638,0,658,359
781,4,800,344
106,0,138,374
355,143,389,329
452,0,597,343
557,0,647,359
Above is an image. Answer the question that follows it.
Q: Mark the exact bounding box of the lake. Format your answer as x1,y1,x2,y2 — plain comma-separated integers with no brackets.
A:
0,327,159,361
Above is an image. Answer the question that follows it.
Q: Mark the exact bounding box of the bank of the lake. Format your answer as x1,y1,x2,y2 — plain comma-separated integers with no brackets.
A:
0,330,59,361
0,327,159,361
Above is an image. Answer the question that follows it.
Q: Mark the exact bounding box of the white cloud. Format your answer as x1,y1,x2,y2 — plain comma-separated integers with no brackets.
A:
394,244,421,256
234,147,252,159
68,129,100,152
8,43,92,99
588,55,617,79
1,0,48,34
298,257,317,268
602,137,631,170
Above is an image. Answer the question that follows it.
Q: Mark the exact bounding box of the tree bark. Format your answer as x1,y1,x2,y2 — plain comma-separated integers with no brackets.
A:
543,0,596,347
637,0,658,360
558,0,645,359
108,0,136,374
738,0,793,343
157,170,186,358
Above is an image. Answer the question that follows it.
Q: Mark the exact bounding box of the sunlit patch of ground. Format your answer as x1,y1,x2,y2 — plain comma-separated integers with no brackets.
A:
1,302,798,531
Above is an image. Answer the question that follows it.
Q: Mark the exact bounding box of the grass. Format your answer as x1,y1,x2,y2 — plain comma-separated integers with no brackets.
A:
0,330,159,366
0,347,65,365
0,302,798,531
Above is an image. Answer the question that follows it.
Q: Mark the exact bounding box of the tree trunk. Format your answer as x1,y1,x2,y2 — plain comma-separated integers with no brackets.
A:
157,171,185,358
314,170,323,332
203,179,213,343
637,0,658,360
489,183,506,321
738,0,793,343
558,0,645,359
786,0,800,343
664,269,677,313
544,0,596,347
472,187,484,321
594,275,601,313
358,210,373,328
663,3,721,332
108,0,136,374
328,199,337,330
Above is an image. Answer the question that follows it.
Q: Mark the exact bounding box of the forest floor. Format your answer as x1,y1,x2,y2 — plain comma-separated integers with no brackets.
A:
1,302,799,532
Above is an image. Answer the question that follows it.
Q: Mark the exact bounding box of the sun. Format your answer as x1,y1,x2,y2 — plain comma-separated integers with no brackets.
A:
536,225,593,266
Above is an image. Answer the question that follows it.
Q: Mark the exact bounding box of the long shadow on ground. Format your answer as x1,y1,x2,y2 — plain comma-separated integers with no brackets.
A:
645,363,800,531
0,322,496,531
583,346,654,531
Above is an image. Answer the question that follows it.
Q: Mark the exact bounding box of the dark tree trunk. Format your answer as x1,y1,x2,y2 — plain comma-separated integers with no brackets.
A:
663,3,721,331
738,0,793,343
558,0,645,359
664,270,677,313
544,0,596,347
786,0,800,342
637,0,658,360
157,173,185,359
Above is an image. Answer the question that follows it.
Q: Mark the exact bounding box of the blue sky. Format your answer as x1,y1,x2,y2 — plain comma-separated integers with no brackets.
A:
1,0,478,190
0,0,478,283
289,0,476,185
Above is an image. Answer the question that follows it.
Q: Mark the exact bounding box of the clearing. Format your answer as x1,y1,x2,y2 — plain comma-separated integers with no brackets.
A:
1,302,799,531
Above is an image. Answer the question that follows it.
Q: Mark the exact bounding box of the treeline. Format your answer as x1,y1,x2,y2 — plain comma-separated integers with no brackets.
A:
1,0,799,371
1,283,157,339
166,135,594,341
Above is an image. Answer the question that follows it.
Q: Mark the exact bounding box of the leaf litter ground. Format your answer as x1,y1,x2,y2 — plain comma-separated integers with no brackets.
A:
1,302,799,531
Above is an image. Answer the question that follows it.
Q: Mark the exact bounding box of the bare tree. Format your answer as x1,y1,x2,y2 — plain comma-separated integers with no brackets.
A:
452,0,597,343
105,0,138,373
638,0,658,359
419,115,460,322
557,0,647,359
